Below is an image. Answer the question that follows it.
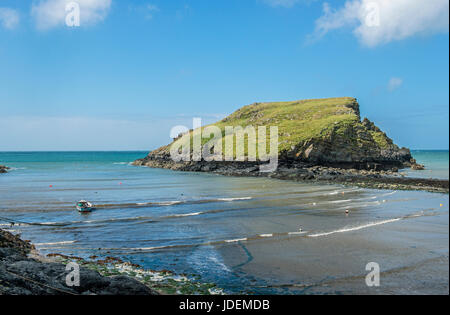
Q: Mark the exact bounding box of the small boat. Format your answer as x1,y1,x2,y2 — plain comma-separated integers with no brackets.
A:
76,200,94,213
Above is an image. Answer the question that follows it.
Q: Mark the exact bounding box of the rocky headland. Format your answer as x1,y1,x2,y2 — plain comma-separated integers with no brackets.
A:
134,97,448,193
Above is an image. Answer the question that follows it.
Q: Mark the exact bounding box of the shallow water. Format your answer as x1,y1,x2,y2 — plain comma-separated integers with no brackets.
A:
0,151,448,294
402,150,449,179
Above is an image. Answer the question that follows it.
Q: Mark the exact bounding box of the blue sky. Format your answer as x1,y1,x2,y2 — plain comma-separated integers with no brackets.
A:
0,0,448,150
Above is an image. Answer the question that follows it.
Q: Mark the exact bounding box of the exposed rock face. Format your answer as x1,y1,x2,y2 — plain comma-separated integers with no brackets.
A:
0,165,9,173
0,229,158,295
284,118,413,169
136,97,417,171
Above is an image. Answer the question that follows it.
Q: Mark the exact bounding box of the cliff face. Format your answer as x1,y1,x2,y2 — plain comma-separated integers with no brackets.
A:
136,97,413,170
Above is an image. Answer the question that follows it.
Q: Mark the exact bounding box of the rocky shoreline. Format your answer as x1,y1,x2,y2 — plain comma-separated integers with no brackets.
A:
133,158,449,194
0,229,157,295
0,165,9,174
0,229,223,295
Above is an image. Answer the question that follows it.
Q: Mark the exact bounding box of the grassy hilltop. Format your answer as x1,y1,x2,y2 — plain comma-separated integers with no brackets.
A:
139,97,412,168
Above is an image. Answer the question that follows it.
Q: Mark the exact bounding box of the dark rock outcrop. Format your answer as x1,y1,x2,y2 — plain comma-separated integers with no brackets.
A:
0,165,9,173
133,158,448,193
0,229,158,295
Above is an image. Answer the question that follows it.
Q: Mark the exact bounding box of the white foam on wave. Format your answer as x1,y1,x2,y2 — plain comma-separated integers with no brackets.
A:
288,231,307,235
136,200,182,206
320,196,378,207
172,212,203,217
218,197,252,202
259,234,273,238
225,238,247,243
40,221,66,226
5,167,27,171
159,201,183,206
35,240,76,246
113,162,128,165
328,188,362,195
208,253,232,273
328,199,352,204
308,218,402,238
380,191,397,197
335,200,382,210
127,245,169,251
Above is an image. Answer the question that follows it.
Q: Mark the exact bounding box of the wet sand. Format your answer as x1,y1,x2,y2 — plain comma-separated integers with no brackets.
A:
217,205,449,294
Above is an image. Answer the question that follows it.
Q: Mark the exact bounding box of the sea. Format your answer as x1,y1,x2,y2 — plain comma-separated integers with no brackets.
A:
0,150,448,294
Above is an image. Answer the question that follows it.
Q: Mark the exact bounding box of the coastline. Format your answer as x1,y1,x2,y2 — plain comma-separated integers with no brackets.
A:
1,151,448,295
133,159,449,194
0,229,223,295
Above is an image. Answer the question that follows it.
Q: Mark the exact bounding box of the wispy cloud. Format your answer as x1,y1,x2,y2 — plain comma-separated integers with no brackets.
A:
129,3,160,20
310,0,449,47
387,77,403,92
0,7,19,29
31,0,111,30
144,4,159,20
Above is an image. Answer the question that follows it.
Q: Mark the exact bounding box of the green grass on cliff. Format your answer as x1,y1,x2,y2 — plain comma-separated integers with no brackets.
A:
169,97,394,158
213,97,359,151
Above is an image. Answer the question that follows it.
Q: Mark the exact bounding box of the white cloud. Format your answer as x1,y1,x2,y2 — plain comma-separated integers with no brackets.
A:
312,0,449,47
0,7,19,29
31,0,111,30
387,77,403,91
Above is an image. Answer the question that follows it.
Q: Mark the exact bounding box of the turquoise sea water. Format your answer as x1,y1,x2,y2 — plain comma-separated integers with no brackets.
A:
0,151,448,294
403,150,449,179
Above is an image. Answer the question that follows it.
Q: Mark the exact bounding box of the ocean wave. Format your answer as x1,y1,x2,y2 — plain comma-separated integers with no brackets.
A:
288,231,307,235
170,212,203,218
53,210,442,255
225,238,247,243
308,218,402,238
99,197,252,209
379,191,397,197
158,201,183,206
328,199,353,204
34,240,76,246
217,197,252,202
327,188,362,195
7,167,27,171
